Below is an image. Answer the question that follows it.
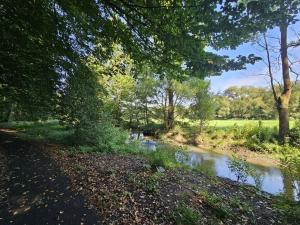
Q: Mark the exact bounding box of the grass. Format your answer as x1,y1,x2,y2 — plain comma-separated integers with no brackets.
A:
178,118,295,129
208,120,280,128
0,120,73,144
198,191,231,219
172,204,202,225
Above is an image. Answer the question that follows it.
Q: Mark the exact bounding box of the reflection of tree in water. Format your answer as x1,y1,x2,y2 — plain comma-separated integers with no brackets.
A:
294,180,300,200
251,170,264,190
189,154,216,176
200,159,216,176
282,171,295,200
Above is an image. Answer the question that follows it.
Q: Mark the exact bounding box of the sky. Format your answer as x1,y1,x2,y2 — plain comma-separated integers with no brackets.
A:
207,17,300,93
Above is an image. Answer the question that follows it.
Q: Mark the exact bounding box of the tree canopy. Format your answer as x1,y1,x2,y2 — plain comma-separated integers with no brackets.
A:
1,0,267,118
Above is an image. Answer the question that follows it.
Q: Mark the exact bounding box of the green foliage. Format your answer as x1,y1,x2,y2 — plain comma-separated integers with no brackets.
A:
198,191,231,219
0,120,72,144
289,120,300,147
129,172,161,193
190,80,215,132
273,196,300,225
143,175,160,193
194,163,216,177
214,84,300,121
279,145,300,199
227,155,252,183
3,0,265,122
228,196,252,213
172,204,202,225
214,86,276,120
144,146,180,169
60,61,132,153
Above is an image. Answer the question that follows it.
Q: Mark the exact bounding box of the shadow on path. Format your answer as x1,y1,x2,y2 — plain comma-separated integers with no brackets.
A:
0,131,101,225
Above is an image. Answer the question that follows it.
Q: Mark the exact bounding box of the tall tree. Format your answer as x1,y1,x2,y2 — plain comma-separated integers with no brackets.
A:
237,0,300,140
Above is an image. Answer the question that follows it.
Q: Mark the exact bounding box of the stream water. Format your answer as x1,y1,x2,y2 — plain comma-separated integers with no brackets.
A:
175,150,300,201
137,134,299,200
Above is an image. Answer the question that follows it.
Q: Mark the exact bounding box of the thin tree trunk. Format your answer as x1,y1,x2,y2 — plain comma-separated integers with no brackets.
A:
263,33,278,102
278,23,292,141
165,83,174,130
145,102,149,125
6,103,15,122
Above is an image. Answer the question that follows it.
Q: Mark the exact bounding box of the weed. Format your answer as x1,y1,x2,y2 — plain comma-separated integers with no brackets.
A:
129,172,160,193
228,196,252,213
198,191,231,219
172,204,202,225
227,155,252,183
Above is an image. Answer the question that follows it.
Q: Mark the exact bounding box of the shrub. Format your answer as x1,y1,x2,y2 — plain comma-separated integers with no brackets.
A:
226,121,277,144
273,196,300,225
172,204,202,225
72,115,131,153
227,155,252,183
145,146,179,169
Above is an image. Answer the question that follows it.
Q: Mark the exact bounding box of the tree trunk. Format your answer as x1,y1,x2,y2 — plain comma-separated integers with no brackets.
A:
6,103,15,122
278,23,292,141
145,103,149,125
278,107,289,140
165,83,174,130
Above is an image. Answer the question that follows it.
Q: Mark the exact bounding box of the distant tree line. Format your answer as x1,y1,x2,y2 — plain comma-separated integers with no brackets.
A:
214,84,300,120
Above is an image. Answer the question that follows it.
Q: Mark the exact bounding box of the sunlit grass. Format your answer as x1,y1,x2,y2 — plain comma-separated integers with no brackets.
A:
0,120,73,144
177,118,295,128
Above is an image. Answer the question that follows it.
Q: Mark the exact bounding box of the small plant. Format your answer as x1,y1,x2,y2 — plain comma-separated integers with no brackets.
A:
198,191,231,219
228,196,252,213
129,172,160,193
143,174,160,193
227,155,252,183
172,204,202,225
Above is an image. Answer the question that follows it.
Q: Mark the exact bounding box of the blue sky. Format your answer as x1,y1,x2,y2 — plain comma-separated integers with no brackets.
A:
207,17,300,93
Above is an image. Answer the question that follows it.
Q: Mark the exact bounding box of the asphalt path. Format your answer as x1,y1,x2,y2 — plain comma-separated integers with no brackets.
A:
0,131,101,225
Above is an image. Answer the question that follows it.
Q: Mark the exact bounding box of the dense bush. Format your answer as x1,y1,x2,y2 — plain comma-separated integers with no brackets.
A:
143,145,186,169
73,117,129,153
227,121,277,142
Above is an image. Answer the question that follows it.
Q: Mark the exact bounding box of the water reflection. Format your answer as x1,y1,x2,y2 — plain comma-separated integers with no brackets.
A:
175,150,299,200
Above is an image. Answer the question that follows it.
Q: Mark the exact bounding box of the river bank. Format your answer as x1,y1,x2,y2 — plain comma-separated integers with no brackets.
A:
46,143,284,225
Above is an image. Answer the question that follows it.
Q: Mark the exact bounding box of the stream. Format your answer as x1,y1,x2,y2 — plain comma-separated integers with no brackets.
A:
139,137,300,201
175,150,299,201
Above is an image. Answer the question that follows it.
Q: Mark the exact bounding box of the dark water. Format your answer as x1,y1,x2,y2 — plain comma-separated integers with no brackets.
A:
175,150,300,200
